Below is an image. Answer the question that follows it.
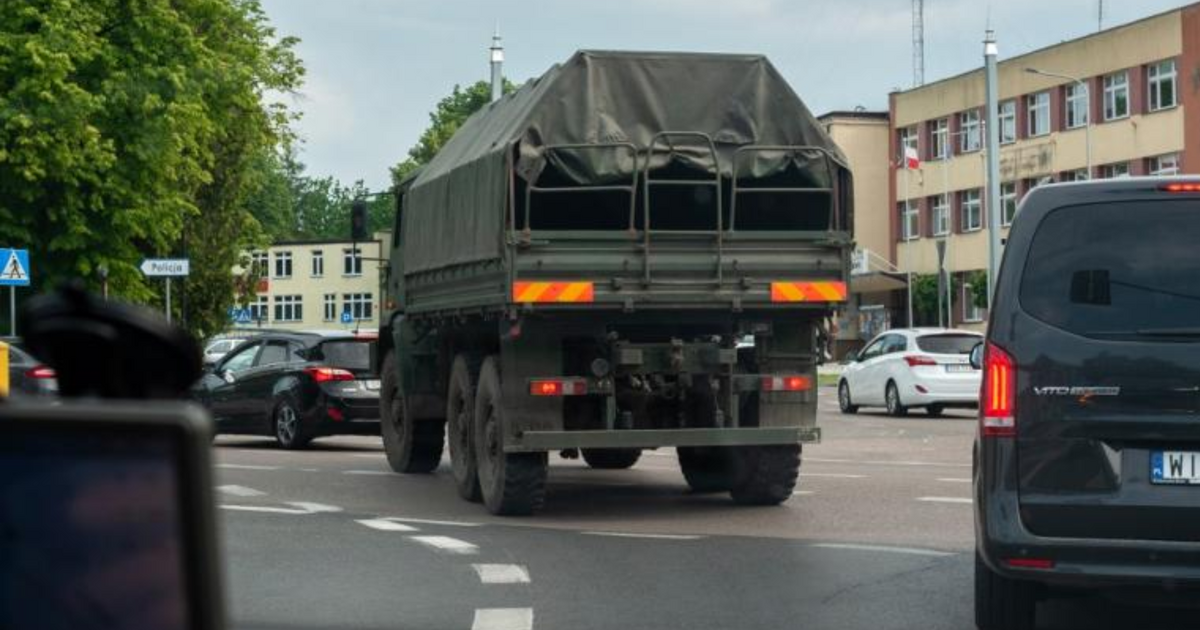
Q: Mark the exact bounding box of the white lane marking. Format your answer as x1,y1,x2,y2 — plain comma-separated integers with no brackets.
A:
811,543,956,558
472,608,533,630
800,472,866,479
299,468,320,472
410,535,479,555
792,490,815,496
805,457,969,468
357,518,419,532
352,453,386,459
220,504,309,515
937,477,972,483
342,470,396,476
215,463,280,471
380,516,483,527
582,531,703,540
472,564,531,584
284,501,343,513
217,484,266,497
917,496,973,504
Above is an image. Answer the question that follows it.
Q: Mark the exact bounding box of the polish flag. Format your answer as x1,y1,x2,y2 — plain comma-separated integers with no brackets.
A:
902,146,921,170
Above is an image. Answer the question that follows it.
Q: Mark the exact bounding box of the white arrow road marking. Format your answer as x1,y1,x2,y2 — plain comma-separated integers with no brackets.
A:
216,463,280,471
472,564,531,584
792,490,816,496
220,505,310,515
810,543,956,558
582,531,703,540
472,608,533,630
381,517,482,527
917,496,973,504
285,501,342,513
356,519,419,532
936,477,972,483
217,485,266,497
409,535,479,555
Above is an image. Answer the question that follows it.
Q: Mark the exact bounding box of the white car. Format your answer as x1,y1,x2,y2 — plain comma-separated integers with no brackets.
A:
203,338,242,366
838,328,982,417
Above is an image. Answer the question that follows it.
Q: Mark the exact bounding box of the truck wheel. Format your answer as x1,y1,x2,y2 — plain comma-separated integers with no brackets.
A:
677,447,736,492
474,356,547,515
975,552,1037,630
447,355,481,502
380,350,444,473
729,444,801,505
581,448,641,470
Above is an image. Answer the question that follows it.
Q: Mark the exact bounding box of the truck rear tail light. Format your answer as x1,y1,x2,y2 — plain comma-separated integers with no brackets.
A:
305,366,356,383
904,355,937,367
529,378,588,396
761,376,811,392
981,342,1016,437
24,366,56,379
1004,557,1054,570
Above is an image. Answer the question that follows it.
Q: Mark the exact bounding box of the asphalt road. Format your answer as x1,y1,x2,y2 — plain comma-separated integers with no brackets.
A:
214,388,1200,630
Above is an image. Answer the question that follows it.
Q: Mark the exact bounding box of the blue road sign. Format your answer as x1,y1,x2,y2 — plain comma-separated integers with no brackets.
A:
340,311,353,324
0,248,30,287
234,308,252,325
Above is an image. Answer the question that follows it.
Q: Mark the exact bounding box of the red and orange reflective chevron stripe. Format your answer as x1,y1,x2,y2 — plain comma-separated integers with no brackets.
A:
770,281,848,303
512,281,595,303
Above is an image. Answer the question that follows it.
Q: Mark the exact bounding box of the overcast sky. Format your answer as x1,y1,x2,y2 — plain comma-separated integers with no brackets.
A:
259,0,1191,189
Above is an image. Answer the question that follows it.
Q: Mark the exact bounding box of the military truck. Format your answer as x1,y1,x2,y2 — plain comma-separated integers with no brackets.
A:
377,51,853,515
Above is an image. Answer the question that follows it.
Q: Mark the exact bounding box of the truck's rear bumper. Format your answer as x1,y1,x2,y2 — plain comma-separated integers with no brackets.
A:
505,426,819,452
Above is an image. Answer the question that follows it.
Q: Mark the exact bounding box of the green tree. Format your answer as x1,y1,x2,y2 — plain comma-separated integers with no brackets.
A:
391,79,517,184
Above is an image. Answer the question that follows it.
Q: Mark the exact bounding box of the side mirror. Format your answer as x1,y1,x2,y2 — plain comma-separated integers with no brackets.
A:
843,349,859,363
221,370,236,384
969,342,984,370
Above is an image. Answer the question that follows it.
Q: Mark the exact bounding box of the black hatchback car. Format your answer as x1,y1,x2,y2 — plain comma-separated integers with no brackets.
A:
192,331,380,448
974,178,1200,629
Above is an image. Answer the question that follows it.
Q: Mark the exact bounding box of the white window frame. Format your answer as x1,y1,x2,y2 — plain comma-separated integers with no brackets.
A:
962,282,985,323
1149,153,1180,176
1065,83,1088,129
1148,59,1177,112
1027,92,1050,137
1099,162,1130,179
931,194,949,236
342,292,374,321
343,248,363,277
311,250,324,277
897,126,918,162
1000,183,1017,227
273,295,302,323
998,100,1016,144
930,118,949,160
250,251,269,276
248,295,269,323
900,201,919,241
273,251,292,279
959,110,981,153
960,190,982,232
323,293,337,322
1103,71,1129,121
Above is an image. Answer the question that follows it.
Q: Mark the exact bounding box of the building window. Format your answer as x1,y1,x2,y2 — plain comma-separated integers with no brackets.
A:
899,201,919,241
273,295,302,322
273,251,292,279
1060,169,1090,182
323,293,337,321
930,118,949,160
248,295,269,323
1000,182,1017,227
960,189,982,232
962,281,985,323
1027,92,1050,137
1103,71,1129,120
1148,153,1180,176
999,100,1016,144
1065,83,1089,129
931,194,950,236
250,251,269,276
897,126,918,163
343,248,363,276
1148,59,1177,111
1099,162,1130,179
1020,178,1041,203
311,250,324,277
342,293,373,321
959,110,981,153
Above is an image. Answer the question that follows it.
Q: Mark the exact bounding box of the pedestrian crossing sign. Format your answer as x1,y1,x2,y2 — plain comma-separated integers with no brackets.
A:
0,249,30,287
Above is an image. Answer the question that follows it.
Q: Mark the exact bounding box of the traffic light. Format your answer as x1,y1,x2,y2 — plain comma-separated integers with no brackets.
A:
351,199,368,241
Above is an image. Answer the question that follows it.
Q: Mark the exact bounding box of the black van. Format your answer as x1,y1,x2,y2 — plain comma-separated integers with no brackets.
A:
973,178,1200,629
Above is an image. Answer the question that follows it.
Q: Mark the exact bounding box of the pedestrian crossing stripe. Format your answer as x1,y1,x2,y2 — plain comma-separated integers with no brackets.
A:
0,249,29,287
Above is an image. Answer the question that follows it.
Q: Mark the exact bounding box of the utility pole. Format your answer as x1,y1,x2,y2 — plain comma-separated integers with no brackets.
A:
983,30,1002,308
490,26,504,102
912,0,925,87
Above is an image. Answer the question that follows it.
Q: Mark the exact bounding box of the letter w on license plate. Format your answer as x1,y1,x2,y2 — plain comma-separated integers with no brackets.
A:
1152,451,1200,485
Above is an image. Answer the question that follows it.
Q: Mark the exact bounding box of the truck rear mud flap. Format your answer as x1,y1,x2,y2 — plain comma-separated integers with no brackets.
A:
505,426,819,452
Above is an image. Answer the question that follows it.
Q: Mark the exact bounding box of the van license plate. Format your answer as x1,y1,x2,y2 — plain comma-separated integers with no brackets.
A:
945,364,972,373
1151,451,1200,485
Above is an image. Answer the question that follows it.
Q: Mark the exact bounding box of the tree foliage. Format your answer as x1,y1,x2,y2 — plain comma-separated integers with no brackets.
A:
391,79,517,184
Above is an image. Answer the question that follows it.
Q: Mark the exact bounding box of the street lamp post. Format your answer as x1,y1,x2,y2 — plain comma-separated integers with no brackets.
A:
1025,67,1093,178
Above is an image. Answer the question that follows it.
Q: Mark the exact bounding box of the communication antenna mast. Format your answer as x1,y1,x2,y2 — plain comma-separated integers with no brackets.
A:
1097,0,1104,31
912,0,925,87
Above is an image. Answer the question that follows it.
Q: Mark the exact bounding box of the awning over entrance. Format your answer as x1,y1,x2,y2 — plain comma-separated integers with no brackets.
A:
850,271,908,294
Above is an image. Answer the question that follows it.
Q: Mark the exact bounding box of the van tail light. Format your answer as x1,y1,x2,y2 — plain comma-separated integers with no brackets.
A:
304,366,355,383
529,378,588,396
904,355,937,367
1161,183,1200,193
761,376,812,392
24,366,56,380
981,342,1016,437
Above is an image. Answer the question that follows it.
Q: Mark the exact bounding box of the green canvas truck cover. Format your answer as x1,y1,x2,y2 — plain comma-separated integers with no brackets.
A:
402,50,849,275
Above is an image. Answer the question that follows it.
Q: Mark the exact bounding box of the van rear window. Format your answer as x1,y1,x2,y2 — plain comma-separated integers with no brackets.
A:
915,334,980,354
1019,200,1200,337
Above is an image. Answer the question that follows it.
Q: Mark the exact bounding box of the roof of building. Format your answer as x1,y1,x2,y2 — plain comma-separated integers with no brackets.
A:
890,1,1199,97
817,110,889,121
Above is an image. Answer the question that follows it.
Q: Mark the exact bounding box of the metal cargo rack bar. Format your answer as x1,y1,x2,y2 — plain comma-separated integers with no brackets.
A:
641,131,724,287
729,145,841,232
522,142,641,239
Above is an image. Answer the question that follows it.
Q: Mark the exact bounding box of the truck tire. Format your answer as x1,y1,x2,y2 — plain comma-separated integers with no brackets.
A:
447,355,482,502
677,447,736,492
975,552,1036,630
729,444,801,505
380,350,444,473
473,356,548,515
581,448,641,470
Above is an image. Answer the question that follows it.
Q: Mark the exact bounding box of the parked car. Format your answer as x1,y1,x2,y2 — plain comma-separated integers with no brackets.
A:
2,340,58,398
191,331,380,448
838,328,981,416
202,337,241,366
974,178,1200,629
